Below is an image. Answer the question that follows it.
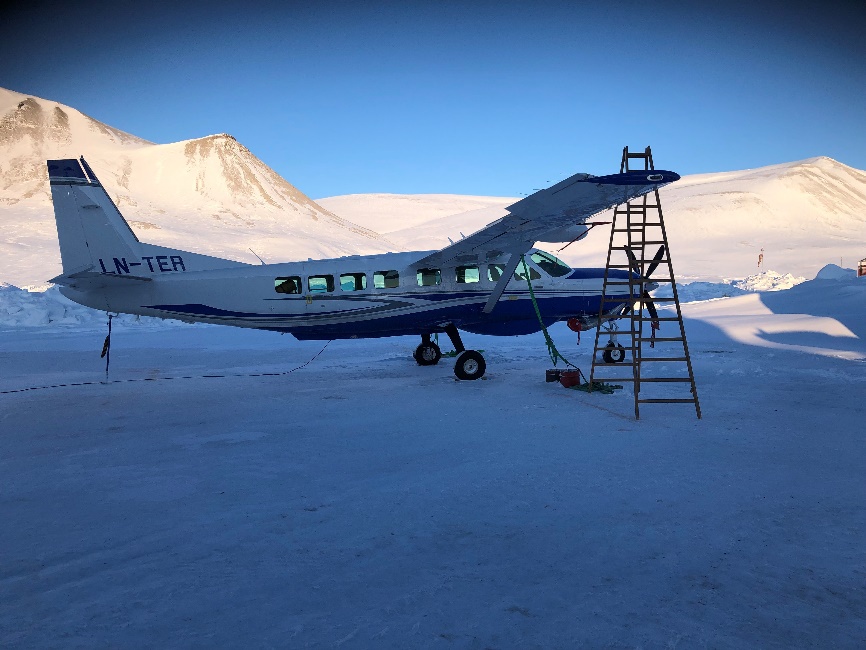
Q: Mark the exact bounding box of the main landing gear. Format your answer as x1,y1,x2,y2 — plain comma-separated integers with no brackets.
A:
414,324,486,380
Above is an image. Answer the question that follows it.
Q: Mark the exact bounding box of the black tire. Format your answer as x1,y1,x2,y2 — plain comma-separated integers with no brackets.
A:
414,342,441,366
454,350,486,380
602,342,626,364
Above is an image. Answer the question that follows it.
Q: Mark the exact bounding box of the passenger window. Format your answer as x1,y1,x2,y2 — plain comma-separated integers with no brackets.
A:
488,264,504,281
456,265,480,284
416,268,441,287
530,251,571,277
374,270,400,289
274,276,301,294
340,273,367,291
308,275,335,292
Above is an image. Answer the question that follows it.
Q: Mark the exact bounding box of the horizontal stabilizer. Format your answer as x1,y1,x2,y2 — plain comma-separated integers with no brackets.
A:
50,270,153,290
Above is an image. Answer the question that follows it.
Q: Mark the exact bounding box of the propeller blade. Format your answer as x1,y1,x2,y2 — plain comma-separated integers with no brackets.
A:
643,291,659,322
624,248,641,277
645,245,666,278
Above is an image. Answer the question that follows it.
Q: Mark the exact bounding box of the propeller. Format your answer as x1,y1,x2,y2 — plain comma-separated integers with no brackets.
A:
624,245,666,324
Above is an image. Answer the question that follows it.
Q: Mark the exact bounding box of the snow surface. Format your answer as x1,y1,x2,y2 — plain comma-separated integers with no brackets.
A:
1,273,864,648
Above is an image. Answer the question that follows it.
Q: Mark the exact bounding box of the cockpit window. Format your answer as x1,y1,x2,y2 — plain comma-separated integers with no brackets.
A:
456,265,480,284
308,275,335,293
417,268,441,286
488,263,541,282
514,264,541,282
374,270,400,288
340,273,367,291
530,251,571,277
275,276,301,294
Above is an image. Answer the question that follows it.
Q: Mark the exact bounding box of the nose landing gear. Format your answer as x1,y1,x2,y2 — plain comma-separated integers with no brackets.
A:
599,321,627,364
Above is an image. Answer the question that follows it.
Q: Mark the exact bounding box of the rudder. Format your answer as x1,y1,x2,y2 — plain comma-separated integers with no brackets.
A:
47,157,142,276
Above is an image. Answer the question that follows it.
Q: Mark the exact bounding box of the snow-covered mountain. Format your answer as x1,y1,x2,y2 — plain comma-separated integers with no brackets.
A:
0,87,392,288
319,157,866,283
2,86,865,289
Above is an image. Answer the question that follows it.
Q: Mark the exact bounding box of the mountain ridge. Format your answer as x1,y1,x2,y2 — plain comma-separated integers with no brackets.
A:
1,86,864,288
0,87,393,287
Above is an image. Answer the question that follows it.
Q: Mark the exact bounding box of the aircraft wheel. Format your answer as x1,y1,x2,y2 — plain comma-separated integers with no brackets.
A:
454,350,486,380
414,342,442,366
602,342,626,364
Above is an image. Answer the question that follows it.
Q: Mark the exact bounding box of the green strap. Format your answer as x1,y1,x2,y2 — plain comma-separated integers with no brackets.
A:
520,255,576,369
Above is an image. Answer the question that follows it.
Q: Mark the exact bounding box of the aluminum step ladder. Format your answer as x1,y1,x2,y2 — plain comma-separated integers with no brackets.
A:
589,146,702,420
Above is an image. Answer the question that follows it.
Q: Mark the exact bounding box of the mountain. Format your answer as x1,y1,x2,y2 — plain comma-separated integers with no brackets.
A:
320,157,866,282
0,87,392,288
2,86,864,288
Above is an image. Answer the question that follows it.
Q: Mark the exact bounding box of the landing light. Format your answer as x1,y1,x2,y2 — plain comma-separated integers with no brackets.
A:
647,174,664,182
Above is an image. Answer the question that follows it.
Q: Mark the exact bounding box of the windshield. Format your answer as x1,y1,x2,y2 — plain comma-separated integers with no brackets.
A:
530,251,571,277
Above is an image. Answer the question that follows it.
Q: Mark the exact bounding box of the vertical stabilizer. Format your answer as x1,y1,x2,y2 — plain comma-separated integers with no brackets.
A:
47,157,142,276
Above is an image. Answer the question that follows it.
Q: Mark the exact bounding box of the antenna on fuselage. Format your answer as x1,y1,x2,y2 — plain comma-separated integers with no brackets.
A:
249,248,266,265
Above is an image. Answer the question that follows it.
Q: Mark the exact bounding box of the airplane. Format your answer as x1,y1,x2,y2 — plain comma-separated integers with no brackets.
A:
46,157,679,380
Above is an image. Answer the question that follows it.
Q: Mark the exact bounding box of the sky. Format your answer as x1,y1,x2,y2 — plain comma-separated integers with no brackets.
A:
1,0,865,198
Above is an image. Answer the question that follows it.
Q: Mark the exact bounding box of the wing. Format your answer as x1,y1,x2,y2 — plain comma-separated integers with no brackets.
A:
412,169,680,268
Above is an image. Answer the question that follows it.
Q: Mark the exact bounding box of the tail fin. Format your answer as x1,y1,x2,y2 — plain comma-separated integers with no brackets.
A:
47,157,143,277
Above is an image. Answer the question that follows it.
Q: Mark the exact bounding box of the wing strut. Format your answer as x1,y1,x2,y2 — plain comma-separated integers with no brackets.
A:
482,251,526,314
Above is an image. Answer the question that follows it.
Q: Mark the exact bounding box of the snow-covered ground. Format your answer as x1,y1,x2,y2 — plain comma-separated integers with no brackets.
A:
2,85,865,648
1,270,864,648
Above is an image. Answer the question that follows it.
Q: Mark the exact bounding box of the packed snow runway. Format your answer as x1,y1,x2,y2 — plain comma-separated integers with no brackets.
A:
1,277,864,648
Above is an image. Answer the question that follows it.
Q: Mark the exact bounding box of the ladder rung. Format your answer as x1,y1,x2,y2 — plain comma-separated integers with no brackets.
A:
635,357,689,362
648,297,678,302
633,316,681,321
605,280,650,285
590,377,637,382
638,399,698,404
636,378,693,383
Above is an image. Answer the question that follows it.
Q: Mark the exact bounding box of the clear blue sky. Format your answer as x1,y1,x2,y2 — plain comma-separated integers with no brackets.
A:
2,0,864,198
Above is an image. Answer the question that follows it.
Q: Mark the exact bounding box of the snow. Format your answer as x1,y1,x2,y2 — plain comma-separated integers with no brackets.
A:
815,263,857,281
1,273,865,648
1,86,865,647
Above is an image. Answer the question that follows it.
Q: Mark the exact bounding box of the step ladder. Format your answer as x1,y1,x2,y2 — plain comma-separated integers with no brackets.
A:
589,146,702,420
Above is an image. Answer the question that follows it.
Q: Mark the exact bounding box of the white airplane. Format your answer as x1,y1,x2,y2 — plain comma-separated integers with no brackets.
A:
46,157,679,380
